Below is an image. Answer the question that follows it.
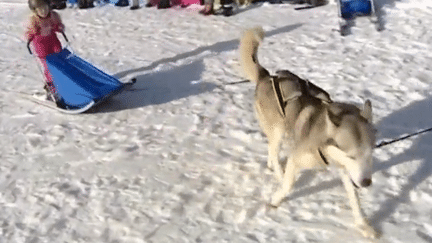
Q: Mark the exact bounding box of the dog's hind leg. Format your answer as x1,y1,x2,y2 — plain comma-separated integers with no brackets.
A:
340,170,378,239
270,155,297,207
271,149,321,207
266,125,285,182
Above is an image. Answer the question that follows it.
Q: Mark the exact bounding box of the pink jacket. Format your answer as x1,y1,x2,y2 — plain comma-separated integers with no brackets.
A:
25,11,64,58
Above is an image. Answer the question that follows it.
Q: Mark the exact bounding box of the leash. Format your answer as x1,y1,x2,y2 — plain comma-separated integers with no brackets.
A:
375,126,432,148
224,80,249,85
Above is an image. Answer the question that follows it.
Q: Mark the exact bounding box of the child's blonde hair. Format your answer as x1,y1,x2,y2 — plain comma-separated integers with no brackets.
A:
28,0,51,11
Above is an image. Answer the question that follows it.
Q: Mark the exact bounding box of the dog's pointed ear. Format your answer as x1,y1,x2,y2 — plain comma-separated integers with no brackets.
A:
361,99,373,123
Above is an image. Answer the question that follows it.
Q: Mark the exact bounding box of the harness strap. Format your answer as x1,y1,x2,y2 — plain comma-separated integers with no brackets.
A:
318,148,330,166
271,77,286,117
271,77,302,117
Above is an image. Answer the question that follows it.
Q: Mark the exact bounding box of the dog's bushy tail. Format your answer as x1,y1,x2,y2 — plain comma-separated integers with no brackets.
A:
239,26,270,84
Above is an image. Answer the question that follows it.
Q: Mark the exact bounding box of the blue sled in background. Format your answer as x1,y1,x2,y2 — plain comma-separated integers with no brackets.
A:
45,48,134,113
336,0,381,36
338,0,373,19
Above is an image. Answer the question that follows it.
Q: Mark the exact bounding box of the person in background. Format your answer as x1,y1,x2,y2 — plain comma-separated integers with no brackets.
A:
199,0,214,15
130,0,140,9
145,0,171,9
199,0,233,16
78,0,94,8
49,0,67,9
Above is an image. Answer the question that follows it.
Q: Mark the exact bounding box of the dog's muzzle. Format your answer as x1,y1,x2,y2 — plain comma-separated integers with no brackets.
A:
361,178,372,187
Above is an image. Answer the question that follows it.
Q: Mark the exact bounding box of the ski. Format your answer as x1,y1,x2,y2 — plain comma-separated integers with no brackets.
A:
15,90,95,114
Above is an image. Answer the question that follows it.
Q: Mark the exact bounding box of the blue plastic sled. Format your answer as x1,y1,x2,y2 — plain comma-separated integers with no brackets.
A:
44,49,134,113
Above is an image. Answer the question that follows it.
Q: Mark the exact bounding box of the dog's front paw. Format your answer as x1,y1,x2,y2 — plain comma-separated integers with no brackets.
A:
270,190,286,207
356,222,379,239
266,159,274,170
269,198,281,208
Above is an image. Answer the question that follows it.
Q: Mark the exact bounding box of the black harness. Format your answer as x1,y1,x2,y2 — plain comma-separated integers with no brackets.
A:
318,148,330,166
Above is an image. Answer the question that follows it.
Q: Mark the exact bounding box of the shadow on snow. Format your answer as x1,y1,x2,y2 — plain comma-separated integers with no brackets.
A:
369,96,432,235
92,23,303,113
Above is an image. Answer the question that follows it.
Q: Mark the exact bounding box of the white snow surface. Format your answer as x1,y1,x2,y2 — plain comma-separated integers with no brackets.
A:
1,0,432,242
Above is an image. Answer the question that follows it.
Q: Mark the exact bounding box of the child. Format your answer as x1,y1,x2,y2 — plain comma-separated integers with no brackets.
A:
25,0,65,103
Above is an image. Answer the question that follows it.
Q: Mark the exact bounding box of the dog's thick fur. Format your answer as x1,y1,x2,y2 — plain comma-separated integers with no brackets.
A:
239,27,378,238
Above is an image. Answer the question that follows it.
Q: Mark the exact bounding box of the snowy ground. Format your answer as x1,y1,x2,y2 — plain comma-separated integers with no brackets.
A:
1,0,432,242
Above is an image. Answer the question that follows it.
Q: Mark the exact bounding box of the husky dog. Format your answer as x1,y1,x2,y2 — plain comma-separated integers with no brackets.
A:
239,27,378,238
